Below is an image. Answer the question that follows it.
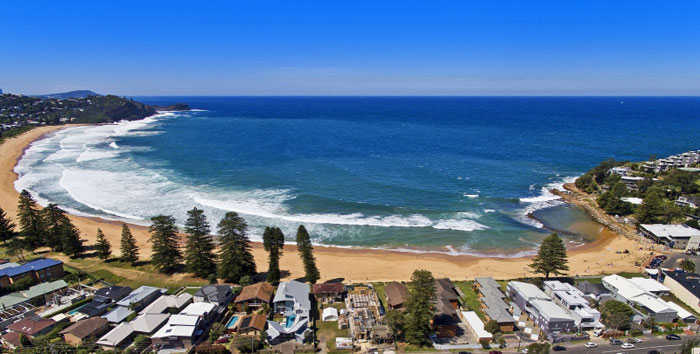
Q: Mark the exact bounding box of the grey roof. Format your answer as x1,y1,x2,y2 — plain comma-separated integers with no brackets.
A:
508,281,550,301
273,280,311,311
102,306,134,323
139,293,192,314
475,277,501,292
129,313,170,333
481,291,514,324
96,323,133,347
94,286,132,303
576,281,609,296
116,286,164,307
194,285,232,304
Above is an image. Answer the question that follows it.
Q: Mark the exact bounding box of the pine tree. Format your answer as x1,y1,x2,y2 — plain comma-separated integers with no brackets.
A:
95,228,111,259
637,188,665,223
217,212,256,283
17,190,45,249
61,219,84,258
0,207,17,244
120,224,139,265
295,225,320,284
263,226,285,284
43,203,68,251
184,207,217,278
529,233,569,279
404,269,436,346
149,215,182,273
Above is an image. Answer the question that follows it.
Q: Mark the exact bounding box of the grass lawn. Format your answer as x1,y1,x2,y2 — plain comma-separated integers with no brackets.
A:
454,281,486,320
661,293,700,318
372,282,388,309
184,287,202,295
317,319,349,352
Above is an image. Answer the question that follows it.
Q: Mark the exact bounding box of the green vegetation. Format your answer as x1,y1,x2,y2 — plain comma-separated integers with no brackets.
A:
184,207,217,279
94,228,111,259
404,269,436,347
600,299,634,330
296,225,320,284
0,206,16,244
263,226,285,284
453,281,485,320
120,223,139,265
149,215,182,273
0,126,33,144
217,211,256,283
680,258,696,272
529,233,569,279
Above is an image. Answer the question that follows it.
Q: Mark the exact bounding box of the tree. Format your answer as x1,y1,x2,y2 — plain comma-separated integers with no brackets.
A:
217,212,256,283
0,207,17,244
208,322,225,343
17,189,45,249
404,269,436,346
597,182,632,215
296,225,320,284
94,228,111,259
385,309,406,344
485,319,500,334
637,188,665,224
43,203,68,251
529,233,569,279
120,224,139,265
680,338,700,354
61,219,85,258
263,226,285,284
600,300,634,330
680,258,696,273
526,342,551,354
149,215,182,273
184,207,217,278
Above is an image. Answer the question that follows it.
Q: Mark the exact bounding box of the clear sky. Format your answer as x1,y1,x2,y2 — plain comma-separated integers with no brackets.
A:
2,1,700,96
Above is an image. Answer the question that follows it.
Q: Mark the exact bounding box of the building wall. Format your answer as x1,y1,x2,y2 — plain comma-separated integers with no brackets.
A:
663,276,700,314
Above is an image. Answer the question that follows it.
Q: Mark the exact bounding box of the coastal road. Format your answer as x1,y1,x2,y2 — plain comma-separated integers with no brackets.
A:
561,336,697,354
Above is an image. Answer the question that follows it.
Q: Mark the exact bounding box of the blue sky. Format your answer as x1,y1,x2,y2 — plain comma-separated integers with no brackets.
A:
2,1,699,95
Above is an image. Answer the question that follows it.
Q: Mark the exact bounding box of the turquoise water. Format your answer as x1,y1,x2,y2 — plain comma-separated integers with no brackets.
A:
68,304,86,315
226,315,239,329
285,314,296,328
14,97,700,255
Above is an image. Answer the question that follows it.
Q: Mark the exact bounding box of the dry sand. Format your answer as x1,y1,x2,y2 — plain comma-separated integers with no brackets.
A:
0,126,647,283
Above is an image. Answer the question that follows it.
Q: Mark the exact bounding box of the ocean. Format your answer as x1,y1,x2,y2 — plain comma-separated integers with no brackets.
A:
14,97,700,255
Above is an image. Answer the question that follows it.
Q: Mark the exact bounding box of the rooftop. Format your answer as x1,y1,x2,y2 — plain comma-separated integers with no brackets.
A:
194,285,232,303
384,282,409,307
180,302,216,317
0,258,62,278
96,323,133,347
664,270,700,299
273,280,311,311
640,224,700,239
235,282,275,303
7,317,55,336
60,317,108,339
508,281,550,301
116,286,164,307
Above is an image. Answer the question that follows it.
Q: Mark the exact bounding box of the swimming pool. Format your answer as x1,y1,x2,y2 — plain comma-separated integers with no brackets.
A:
67,304,86,315
226,315,239,329
285,314,296,328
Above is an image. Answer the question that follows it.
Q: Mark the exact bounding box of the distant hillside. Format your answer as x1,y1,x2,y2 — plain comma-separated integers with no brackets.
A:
36,90,100,99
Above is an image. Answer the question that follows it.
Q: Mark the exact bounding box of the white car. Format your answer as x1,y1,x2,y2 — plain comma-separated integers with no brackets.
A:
584,342,598,348
620,343,635,349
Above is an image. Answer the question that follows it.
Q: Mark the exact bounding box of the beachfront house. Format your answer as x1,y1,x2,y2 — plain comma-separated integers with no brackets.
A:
433,278,462,338
267,280,312,344
235,314,267,336
93,286,132,305
475,277,516,332
639,224,700,250
507,281,576,336
662,270,700,316
193,284,234,308
139,293,193,314
575,281,612,302
234,282,275,311
384,282,409,311
543,281,601,329
601,274,677,322
0,258,64,288
116,286,164,312
311,282,346,303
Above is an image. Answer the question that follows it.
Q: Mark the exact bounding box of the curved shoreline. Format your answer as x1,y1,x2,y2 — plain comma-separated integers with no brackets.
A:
0,125,646,282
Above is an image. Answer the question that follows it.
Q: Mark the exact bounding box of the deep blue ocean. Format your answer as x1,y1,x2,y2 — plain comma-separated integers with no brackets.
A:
14,97,700,255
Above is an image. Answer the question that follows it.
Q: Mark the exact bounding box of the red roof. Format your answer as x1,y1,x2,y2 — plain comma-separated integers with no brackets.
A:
7,317,55,336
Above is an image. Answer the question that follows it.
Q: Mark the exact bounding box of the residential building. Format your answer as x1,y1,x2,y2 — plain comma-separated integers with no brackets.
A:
676,195,700,209
61,317,109,346
193,285,234,308
180,302,218,326
601,274,677,322
662,270,700,315
543,281,601,329
139,293,192,314
267,280,312,344
460,311,492,343
0,258,64,288
151,314,201,350
433,278,462,338
639,224,700,250
384,282,409,310
311,282,346,303
97,312,170,350
116,286,164,312
345,286,382,340
235,314,267,336
93,286,132,305
608,166,631,176
103,306,134,324
507,281,576,336
7,316,56,338
575,281,611,302
475,277,515,332
234,282,275,310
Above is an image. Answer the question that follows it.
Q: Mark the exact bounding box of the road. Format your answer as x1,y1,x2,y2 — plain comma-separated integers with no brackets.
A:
557,336,696,354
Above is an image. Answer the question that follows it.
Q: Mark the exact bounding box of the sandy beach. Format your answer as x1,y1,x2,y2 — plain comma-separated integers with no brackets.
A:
0,126,648,283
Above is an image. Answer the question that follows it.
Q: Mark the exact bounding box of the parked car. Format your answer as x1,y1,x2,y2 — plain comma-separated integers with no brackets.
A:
584,342,598,348
552,345,566,351
610,338,623,345
666,334,681,340
621,343,635,349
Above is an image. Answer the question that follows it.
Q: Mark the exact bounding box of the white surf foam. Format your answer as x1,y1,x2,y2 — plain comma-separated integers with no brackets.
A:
516,176,577,228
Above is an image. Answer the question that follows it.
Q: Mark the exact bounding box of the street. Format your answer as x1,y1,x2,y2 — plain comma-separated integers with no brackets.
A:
549,336,697,354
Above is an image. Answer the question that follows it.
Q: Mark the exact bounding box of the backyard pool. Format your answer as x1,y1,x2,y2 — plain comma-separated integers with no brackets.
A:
226,315,239,329
285,314,296,328
67,304,86,315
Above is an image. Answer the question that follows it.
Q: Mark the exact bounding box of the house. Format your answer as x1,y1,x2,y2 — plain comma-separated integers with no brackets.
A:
1,332,25,349
345,286,382,340
193,285,234,308
608,166,631,176
93,286,132,305
180,302,218,326
116,286,164,312
129,313,170,334
433,278,462,338
628,277,670,296
312,282,346,303
102,306,134,323
0,258,64,288
601,274,677,322
235,314,267,335
7,316,56,338
234,282,275,310
620,176,645,191
151,314,201,351
139,293,192,314
96,323,134,350
60,317,109,346
322,307,339,321
267,280,312,344
676,196,700,209
507,281,576,336
475,277,515,332
384,282,409,310
543,281,601,329
639,224,700,250
0,279,68,312
662,270,700,315
461,311,492,343
575,281,611,302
